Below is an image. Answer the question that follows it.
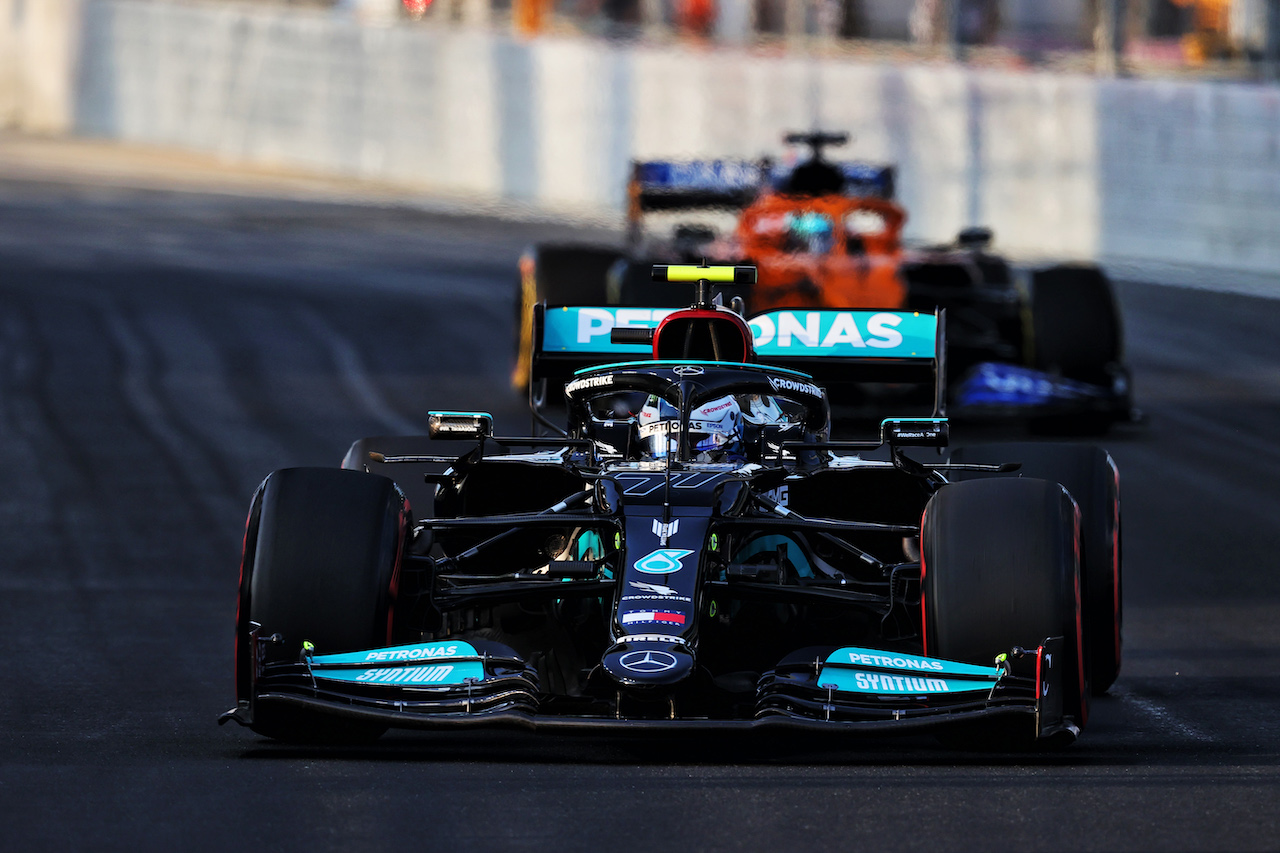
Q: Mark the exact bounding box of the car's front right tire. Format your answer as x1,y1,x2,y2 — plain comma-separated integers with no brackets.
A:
921,477,1087,748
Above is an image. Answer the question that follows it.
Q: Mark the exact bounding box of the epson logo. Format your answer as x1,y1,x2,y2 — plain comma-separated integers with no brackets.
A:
660,160,760,189
768,376,822,398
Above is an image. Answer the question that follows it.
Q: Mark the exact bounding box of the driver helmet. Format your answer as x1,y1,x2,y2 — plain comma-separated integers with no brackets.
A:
785,211,834,254
637,395,744,462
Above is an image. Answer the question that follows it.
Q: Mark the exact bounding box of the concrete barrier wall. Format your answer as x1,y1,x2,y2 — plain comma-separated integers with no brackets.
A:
1099,79,1280,275
0,0,81,132
6,0,1280,286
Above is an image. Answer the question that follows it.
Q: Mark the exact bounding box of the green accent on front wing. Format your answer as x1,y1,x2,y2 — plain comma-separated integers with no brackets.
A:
309,641,485,686
817,647,1001,696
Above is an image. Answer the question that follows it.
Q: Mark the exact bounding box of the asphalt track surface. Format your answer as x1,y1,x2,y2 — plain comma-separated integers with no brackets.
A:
2,167,1279,852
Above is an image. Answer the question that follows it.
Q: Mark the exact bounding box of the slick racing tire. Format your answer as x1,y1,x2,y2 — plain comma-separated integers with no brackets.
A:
237,467,408,743
948,442,1122,695
1030,264,1122,384
1028,265,1125,435
921,478,1087,748
512,244,625,393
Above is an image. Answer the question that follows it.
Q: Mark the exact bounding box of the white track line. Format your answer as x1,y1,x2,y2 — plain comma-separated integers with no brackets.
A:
1111,686,1215,744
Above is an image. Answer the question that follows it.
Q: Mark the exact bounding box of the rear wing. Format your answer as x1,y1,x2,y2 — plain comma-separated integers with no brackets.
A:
530,305,947,416
629,160,765,215
628,159,896,215
769,161,895,200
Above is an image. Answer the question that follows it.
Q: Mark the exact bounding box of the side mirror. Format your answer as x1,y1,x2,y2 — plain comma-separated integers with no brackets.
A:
427,412,494,441
610,327,655,345
881,418,948,447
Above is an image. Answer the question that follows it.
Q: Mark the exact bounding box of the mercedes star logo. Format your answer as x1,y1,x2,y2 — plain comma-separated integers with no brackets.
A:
672,365,705,376
619,650,679,673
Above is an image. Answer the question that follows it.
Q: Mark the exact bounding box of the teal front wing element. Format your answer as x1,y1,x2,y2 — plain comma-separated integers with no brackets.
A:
748,310,936,359
818,647,1002,696
308,641,486,686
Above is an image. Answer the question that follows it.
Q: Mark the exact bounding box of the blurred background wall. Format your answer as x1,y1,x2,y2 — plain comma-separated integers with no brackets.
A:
3,0,1279,280
0,0,82,132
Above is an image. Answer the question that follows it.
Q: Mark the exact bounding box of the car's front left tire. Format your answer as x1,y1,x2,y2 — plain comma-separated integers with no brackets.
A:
236,467,408,743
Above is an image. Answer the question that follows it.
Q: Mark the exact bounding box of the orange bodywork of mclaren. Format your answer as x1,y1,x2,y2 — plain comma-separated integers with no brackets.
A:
733,194,908,313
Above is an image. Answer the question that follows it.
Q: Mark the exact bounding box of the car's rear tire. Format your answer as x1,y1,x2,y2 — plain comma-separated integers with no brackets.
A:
237,467,408,743
1030,264,1122,383
921,477,1087,747
1027,265,1125,435
948,442,1122,694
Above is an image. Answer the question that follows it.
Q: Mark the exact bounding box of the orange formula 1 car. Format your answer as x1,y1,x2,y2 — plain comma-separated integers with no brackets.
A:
733,192,906,313
514,132,1134,431
612,132,908,315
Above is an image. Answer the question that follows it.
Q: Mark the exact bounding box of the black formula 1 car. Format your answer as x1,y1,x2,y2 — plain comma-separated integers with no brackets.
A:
224,267,1121,747
514,133,1134,432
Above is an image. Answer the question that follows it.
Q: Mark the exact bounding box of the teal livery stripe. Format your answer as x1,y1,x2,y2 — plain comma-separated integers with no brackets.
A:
309,641,486,686
824,647,1002,678
308,640,479,666
543,307,667,354
817,669,994,696
818,647,1001,696
541,307,935,360
314,661,484,686
749,311,935,359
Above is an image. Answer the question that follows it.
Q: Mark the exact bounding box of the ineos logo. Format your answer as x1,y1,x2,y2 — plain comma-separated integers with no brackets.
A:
619,650,679,673
672,365,705,376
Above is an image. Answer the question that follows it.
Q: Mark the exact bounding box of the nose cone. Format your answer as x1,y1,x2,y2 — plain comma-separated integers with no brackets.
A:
602,637,696,687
